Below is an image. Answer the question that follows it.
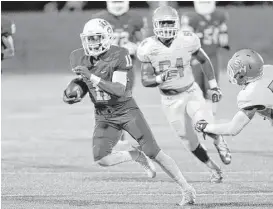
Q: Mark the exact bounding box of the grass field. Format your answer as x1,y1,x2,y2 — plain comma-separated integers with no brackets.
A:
2,71,273,209
2,6,273,209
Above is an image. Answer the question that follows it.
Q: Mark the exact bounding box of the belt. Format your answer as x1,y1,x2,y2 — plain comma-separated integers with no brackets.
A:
160,82,194,96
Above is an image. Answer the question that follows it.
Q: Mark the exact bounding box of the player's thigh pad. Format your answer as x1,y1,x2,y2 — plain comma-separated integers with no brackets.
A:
186,83,214,124
92,122,122,161
161,93,190,138
122,109,161,159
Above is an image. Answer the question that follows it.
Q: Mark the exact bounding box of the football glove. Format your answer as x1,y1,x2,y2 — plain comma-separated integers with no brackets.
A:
195,120,218,140
63,91,82,104
207,87,222,103
160,68,179,82
195,119,208,133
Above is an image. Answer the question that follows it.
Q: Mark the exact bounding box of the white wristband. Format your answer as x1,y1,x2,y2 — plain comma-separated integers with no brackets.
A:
90,74,101,86
208,79,218,89
155,75,163,84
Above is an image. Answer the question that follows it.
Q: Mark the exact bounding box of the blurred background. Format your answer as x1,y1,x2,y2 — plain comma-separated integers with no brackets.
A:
1,1,273,74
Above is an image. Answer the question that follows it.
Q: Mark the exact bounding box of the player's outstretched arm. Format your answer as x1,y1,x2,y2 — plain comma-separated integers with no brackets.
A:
141,62,161,87
200,108,256,136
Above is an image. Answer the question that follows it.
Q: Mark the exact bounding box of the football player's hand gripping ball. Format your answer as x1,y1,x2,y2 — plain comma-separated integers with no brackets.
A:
207,87,222,103
72,66,91,79
160,67,179,82
63,90,82,104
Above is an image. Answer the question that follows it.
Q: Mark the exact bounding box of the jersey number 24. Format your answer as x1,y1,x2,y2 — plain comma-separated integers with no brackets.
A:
159,58,184,77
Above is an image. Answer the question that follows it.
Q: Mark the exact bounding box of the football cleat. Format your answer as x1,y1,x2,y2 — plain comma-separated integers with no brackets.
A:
210,168,223,183
134,146,156,178
213,136,232,165
177,185,196,206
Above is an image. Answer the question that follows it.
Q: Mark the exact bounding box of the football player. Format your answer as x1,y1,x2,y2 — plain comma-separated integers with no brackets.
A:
93,1,146,144
93,1,145,59
137,6,231,183
195,49,273,136
64,18,196,206
1,15,16,61
181,1,230,114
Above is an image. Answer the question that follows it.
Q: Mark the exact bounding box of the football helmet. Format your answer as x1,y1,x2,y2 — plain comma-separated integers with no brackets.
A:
80,18,113,57
227,49,264,85
194,1,216,15
107,1,129,16
152,6,180,39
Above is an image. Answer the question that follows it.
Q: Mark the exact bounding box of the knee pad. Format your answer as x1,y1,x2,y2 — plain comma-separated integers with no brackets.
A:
192,143,210,163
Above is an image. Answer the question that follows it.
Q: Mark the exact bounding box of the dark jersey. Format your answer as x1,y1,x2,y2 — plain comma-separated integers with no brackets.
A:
1,16,15,37
182,10,228,55
70,45,134,109
93,10,144,47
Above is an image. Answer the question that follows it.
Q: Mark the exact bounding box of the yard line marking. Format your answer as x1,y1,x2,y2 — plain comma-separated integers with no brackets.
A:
2,192,273,197
2,171,273,175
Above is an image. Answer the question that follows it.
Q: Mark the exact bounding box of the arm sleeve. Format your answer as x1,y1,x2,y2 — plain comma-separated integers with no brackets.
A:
137,39,151,63
204,110,252,136
186,32,201,54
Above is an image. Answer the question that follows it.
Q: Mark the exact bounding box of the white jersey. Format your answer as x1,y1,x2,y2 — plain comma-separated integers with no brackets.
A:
137,30,201,91
237,65,273,110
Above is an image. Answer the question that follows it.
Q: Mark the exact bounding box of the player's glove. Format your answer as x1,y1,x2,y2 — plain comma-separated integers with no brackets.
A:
63,91,81,104
207,87,222,103
195,119,218,140
195,119,208,132
160,68,179,82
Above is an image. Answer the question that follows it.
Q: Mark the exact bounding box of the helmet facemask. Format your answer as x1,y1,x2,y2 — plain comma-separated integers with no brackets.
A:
153,19,179,39
227,64,247,85
81,32,112,57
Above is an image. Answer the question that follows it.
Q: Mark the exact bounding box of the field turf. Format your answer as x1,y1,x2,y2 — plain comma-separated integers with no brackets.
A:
2,6,273,209
2,71,273,209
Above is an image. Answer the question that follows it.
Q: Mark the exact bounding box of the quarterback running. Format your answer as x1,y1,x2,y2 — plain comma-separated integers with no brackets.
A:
137,6,231,183
64,18,196,206
93,1,146,144
196,49,273,136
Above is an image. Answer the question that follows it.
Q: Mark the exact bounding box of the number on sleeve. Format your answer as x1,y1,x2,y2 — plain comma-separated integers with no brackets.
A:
268,80,273,93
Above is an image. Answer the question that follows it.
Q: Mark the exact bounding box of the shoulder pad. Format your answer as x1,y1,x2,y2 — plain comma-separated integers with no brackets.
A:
237,83,257,109
105,46,132,71
178,31,201,53
137,37,154,63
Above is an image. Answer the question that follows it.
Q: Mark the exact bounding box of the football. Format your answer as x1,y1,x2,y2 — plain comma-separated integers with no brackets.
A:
65,78,88,98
